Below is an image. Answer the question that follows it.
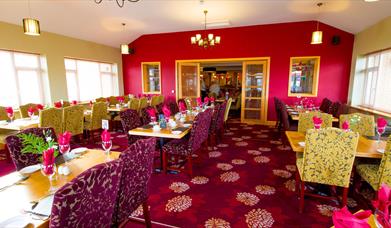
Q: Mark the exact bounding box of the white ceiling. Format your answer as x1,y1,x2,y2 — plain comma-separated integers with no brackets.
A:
0,0,390,48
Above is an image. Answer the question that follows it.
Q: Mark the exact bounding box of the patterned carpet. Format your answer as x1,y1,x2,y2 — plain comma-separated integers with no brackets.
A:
0,120,369,227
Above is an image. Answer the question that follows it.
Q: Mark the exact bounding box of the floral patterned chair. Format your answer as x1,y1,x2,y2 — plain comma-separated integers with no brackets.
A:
0,106,8,121
108,96,119,105
216,102,227,134
328,102,341,117
339,113,375,137
139,98,148,113
113,138,156,227
295,128,359,213
167,101,179,115
128,98,140,112
162,110,207,177
208,104,221,145
319,98,332,113
199,108,213,146
84,102,108,142
39,108,63,136
19,103,38,118
150,95,160,108
297,112,333,133
155,103,164,115
63,105,84,139
50,159,123,228
95,97,106,103
120,109,143,145
355,136,391,192
158,95,165,104
5,127,56,170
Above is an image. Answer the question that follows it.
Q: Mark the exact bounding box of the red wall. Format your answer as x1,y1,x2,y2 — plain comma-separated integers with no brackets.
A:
122,21,354,121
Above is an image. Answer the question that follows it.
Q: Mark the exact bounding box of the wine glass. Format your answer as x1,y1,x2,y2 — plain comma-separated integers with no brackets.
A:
7,113,14,122
40,163,57,194
102,140,112,161
377,125,386,146
314,123,321,130
59,143,71,166
151,116,156,124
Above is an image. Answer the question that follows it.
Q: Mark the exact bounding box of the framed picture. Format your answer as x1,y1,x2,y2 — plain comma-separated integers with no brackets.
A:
141,62,161,94
288,56,320,97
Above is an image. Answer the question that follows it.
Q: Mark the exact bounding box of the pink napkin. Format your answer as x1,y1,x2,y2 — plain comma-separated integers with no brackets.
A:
147,108,156,118
196,97,202,107
5,107,13,117
162,105,171,118
117,96,124,103
312,116,323,129
210,97,215,103
54,101,62,108
332,206,371,228
58,131,72,145
36,104,44,111
179,101,186,112
342,121,350,131
101,129,111,142
71,100,78,105
204,97,210,105
377,118,388,134
28,106,36,116
42,148,55,174
373,184,391,223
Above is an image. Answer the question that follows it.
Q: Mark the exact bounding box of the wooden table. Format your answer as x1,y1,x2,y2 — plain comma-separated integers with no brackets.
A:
107,105,127,112
285,131,386,158
129,125,191,139
286,108,339,122
0,118,39,131
0,149,120,228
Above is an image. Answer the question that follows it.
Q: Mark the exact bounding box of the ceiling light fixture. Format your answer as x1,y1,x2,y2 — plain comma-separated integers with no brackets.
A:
120,23,130,55
94,0,140,8
311,2,323,45
191,10,221,48
23,0,40,36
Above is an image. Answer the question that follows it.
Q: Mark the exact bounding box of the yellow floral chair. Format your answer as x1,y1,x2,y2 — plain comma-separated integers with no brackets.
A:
224,97,233,125
158,95,165,104
297,112,333,133
139,98,148,113
95,97,106,103
128,98,140,111
108,96,119,105
63,105,84,137
84,102,108,142
339,113,375,137
150,96,160,108
296,128,359,213
355,136,391,192
39,108,63,136
124,96,130,104
19,103,38,118
0,106,8,121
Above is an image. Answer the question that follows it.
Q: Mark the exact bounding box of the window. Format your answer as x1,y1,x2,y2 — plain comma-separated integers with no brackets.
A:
288,56,320,97
65,58,118,101
142,62,161,94
0,50,48,108
353,49,391,113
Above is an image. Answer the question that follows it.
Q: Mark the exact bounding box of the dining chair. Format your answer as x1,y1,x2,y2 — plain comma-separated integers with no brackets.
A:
297,112,333,133
113,138,156,227
319,98,333,113
296,128,359,213
199,108,213,148
50,159,123,228
109,96,119,105
95,97,106,103
63,101,71,107
0,106,8,120
120,109,143,145
162,110,207,177
5,127,57,170
129,98,140,111
339,113,375,137
274,97,282,129
155,103,164,115
84,102,108,143
167,101,179,115
39,108,63,136
124,96,130,104
224,98,233,128
216,101,227,135
19,103,38,118
328,102,342,117
209,104,221,146
354,136,391,193
150,96,159,108
184,97,193,110
63,105,84,141
139,97,149,113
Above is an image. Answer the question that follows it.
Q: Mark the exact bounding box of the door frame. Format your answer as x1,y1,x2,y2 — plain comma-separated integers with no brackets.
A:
175,57,270,124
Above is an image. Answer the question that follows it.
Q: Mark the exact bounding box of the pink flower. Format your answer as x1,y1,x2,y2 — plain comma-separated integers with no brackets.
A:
116,96,124,103
42,148,55,174
5,107,13,118
196,97,202,107
377,118,388,129
58,131,72,145
36,104,44,110
28,106,36,116
162,105,171,118
71,100,78,105
179,101,186,112
101,129,111,142
210,97,215,103
204,97,210,105
373,184,391,222
147,108,156,118
342,120,349,131
54,102,62,108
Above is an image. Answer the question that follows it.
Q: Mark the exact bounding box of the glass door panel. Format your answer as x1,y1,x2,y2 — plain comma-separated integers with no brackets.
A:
178,63,200,100
241,61,268,124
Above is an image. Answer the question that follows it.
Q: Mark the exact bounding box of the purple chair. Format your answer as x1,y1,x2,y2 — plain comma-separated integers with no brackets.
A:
167,101,179,115
162,111,206,177
140,106,155,126
208,104,221,145
199,108,213,146
155,103,164,115
113,138,156,227
5,127,56,171
120,109,143,145
319,98,333,113
50,159,123,228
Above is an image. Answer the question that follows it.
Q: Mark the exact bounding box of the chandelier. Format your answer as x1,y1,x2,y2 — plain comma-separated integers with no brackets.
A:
191,10,221,48
94,0,140,8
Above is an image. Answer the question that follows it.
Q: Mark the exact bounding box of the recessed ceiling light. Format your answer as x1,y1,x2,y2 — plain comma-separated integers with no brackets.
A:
204,20,231,28
364,0,379,2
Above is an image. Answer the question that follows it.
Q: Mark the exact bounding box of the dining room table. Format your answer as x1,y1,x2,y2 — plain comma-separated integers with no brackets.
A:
285,131,386,158
0,149,120,228
0,117,39,131
286,105,339,122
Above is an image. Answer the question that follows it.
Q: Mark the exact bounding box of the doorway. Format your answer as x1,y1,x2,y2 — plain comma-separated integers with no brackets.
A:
176,58,270,124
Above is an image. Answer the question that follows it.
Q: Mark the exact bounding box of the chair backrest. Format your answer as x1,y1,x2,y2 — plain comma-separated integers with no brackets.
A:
89,102,108,131
209,104,221,134
140,106,154,125
109,96,119,105
200,108,213,143
128,98,140,111
216,102,227,131
95,97,106,103
159,95,165,104
139,98,148,112
124,96,130,104
328,102,341,117
0,106,9,121
339,113,375,137
376,136,391,190
274,97,282,122
62,101,70,107
167,101,179,115
224,98,233,122
150,96,160,107
184,97,193,110
319,98,333,113
39,108,63,135
114,138,156,225
280,102,291,131
298,112,333,133
63,105,84,135
19,103,38,118
299,128,359,187
155,103,164,115
188,111,206,152
5,127,56,170
232,96,242,110
50,159,123,228
120,109,142,133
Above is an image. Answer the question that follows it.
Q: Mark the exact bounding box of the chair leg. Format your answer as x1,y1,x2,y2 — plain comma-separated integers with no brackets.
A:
342,187,348,207
187,155,193,177
295,170,299,196
142,201,152,228
299,181,305,213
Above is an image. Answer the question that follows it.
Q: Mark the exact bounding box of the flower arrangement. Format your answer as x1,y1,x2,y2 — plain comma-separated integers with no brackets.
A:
17,129,58,157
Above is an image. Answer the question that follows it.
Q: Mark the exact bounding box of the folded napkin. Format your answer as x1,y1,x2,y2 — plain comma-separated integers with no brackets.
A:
54,102,62,108
30,194,54,217
71,100,78,105
312,116,323,129
58,131,72,145
5,107,13,116
332,206,371,228
210,97,215,103
377,118,388,134
162,105,171,118
27,106,36,116
117,96,125,103
204,97,210,105
36,104,44,111
147,108,157,118
101,129,111,142
373,184,391,222
179,101,187,112
196,97,202,107
342,120,350,131
42,148,55,175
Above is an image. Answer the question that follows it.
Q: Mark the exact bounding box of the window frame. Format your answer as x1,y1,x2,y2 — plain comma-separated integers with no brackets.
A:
141,62,161,94
287,56,320,97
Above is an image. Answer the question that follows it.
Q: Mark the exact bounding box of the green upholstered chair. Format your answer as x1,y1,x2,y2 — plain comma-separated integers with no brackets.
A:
356,136,391,191
298,112,333,133
39,108,63,136
296,128,359,213
63,105,84,136
158,95,164,104
109,96,119,105
339,113,375,137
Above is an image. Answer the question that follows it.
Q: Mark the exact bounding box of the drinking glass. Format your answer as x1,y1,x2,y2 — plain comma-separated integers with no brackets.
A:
377,126,386,145
7,113,14,122
151,116,156,124
102,140,112,161
41,163,57,194
314,123,321,130
28,111,34,120
59,143,71,165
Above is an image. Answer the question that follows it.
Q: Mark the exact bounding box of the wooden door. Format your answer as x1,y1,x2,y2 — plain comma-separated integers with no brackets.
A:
178,63,200,100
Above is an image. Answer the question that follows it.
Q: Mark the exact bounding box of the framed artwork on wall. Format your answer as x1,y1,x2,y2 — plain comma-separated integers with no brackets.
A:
141,62,161,94
288,56,320,97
